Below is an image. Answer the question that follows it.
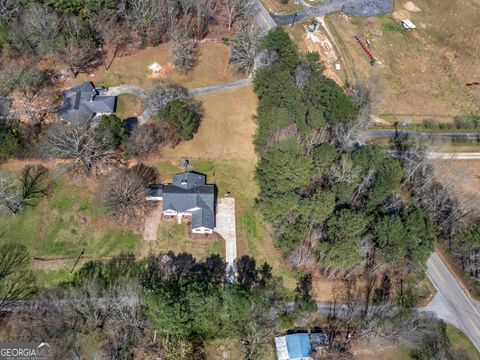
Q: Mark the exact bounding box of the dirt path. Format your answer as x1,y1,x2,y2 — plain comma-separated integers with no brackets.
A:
143,203,163,241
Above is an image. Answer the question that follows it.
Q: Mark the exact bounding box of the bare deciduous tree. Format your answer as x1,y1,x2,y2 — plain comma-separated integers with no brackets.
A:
170,31,196,73
230,24,261,75
144,80,188,114
0,243,36,311
42,124,122,175
295,65,311,89
224,0,255,29
100,164,158,221
0,165,49,215
0,0,21,23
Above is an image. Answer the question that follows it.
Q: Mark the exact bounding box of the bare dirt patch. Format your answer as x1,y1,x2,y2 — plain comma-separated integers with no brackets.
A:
403,1,421,12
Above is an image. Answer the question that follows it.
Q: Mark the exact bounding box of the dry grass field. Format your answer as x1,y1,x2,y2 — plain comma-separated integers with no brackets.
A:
325,0,480,123
65,41,239,90
433,159,480,218
161,86,258,161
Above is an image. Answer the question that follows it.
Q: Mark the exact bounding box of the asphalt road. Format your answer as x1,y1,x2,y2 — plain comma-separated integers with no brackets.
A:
422,252,480,353
253,0,277,32
362,130,480,141
271,0,348,26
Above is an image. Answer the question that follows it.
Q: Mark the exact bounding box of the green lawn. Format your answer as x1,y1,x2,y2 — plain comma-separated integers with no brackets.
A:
0,178,139,260
447,325,480,360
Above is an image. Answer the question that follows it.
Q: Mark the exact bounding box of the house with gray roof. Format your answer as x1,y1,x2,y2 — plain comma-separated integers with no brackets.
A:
146,172,215,234
58,81,116,127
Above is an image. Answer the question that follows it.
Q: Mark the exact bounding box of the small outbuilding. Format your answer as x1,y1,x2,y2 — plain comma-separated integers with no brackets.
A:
402,19,417,30
274,331,329,360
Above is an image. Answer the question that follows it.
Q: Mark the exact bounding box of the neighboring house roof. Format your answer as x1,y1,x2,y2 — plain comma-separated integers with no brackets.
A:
58,81,116,127
162,172,215,230
275,333,312,360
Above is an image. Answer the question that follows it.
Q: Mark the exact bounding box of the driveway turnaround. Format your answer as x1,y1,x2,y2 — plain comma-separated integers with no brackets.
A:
215,197,237,282
422,252,480,352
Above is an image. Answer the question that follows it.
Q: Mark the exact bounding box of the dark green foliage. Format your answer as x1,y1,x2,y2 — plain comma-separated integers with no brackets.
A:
295,273,313,302
256,139,313,196
261,27,299,69
45,0,116,16
157,99,201,141
96,114,126,148
453,221,480,253
312,143,336,175
318,209,368,268
327,209,368,243
373,207,435,267
299,190,335,225
367,157,403,210
0,123,20,163
252,28,434,271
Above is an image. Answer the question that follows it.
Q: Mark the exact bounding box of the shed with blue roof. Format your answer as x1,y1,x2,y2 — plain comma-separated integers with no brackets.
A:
274,333,312,360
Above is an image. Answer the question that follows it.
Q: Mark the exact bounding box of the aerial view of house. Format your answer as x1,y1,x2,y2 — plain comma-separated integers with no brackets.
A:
0,0,479,358
146,171,215,234
58,81,116,127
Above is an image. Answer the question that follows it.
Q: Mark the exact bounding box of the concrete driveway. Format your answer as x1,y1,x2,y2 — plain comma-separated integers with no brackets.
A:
214,197,237,282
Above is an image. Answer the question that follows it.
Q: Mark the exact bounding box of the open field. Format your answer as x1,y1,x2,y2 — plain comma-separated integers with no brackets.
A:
433,159,480,218
354,346,410,360
161,86,259,161
64,41,240,90
0,175,139,259
325,0,480,124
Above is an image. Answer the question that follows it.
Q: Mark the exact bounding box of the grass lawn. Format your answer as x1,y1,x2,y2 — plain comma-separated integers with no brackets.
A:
115,93,143,119
447,325,480,360
325,3,479,124
260,0,301,15
64,42,240,91
138,221,224,260
354,346,410,360
0,176,139,261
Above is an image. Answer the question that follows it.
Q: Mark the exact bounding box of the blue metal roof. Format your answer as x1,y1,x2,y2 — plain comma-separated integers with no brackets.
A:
286,333,311,358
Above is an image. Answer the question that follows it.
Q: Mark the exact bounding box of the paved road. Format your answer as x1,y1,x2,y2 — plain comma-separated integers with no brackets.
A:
363,130,480,141
254,0,277,32
384,150,480,160
422,252,480,352
271,0,348,26
214,197,238,283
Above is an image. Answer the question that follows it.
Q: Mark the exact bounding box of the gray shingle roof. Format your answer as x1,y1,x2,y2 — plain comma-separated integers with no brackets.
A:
58,81,116,127
162,172,215,230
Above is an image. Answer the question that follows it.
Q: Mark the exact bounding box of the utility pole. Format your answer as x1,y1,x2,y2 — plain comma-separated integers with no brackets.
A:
70,248,85,273
291,12,298,26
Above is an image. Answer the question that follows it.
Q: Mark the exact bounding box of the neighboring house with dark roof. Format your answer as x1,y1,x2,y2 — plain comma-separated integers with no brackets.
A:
146,172,215,234
274,331,329,360
58,81,116,127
